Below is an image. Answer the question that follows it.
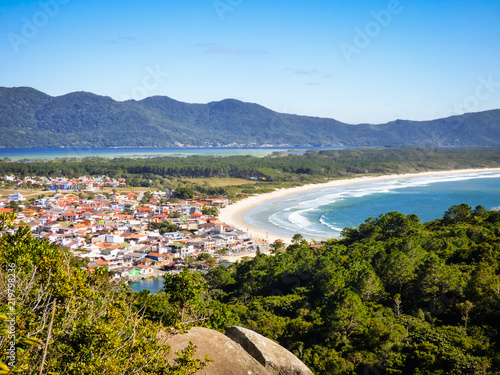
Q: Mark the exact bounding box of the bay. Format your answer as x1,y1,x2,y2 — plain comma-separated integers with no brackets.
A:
243,171,500,240
129,277,166,294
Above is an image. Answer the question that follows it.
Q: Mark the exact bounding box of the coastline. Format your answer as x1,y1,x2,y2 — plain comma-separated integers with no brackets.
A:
218,168,500,243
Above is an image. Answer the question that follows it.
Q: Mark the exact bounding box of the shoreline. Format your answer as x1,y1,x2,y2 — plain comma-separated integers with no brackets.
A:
218,168,500,243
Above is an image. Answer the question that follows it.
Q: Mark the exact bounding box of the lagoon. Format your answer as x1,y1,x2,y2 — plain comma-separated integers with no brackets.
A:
0,146,346,160
129,277,166,294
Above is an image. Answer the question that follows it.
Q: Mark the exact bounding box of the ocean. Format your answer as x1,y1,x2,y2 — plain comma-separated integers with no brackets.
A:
128,170,500,293
243,171,500,240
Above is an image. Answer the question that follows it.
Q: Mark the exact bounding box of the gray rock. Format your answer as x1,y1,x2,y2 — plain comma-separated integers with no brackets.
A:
225,326,314,375
164,326,270,375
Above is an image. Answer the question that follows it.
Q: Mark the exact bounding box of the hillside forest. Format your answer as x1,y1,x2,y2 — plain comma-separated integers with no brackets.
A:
2,204,500,374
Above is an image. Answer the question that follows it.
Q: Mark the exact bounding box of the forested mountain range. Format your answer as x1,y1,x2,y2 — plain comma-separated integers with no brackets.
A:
1,86,500,148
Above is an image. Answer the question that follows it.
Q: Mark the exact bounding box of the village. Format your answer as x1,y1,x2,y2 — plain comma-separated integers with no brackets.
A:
0,174,273,282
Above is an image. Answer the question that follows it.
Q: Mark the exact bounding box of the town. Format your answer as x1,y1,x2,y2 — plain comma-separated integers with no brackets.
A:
0,174,272,282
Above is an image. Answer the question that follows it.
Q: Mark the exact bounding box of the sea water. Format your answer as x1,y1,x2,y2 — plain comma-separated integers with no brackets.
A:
243,171,500,240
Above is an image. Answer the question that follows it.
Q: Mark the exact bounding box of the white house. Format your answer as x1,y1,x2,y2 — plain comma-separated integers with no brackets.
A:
7,192,25,202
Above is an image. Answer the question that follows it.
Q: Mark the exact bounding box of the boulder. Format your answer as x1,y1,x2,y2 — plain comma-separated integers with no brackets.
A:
225,326,314,375
164,327,270,375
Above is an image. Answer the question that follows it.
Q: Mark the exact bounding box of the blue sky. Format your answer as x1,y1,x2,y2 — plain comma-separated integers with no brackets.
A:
1,0,499,124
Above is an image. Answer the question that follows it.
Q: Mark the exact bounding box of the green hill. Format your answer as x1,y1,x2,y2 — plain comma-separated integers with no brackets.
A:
1,87,500,147
206,205,500,374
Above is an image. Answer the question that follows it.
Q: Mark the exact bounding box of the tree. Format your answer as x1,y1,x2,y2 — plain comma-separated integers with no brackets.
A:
444,203,473,224
150,222,181,234
123,203,134,214
271,241,285,253
292,233,306,244
198,253,217,268
202,206,219,217
382,248,424,295
7,200,21,212
0,213,209,374
215,248,228,256
457,300,473,331
174,186,195,199
163,267,208,323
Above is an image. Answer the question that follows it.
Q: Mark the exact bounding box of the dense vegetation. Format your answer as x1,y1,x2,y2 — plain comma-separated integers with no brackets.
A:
0,213,223,374
205,205,500,374
3,147,500,197
2,203,500,373
2,87,500,147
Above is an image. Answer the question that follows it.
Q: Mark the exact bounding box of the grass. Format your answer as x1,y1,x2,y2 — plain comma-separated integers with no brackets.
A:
182,178,259,187
100,187,157,193
0,189,55,199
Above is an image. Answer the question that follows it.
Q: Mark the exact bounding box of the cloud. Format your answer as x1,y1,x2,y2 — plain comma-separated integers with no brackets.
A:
197,43,266,55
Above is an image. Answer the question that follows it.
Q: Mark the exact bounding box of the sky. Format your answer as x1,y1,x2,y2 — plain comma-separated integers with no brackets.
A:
1,0,499,124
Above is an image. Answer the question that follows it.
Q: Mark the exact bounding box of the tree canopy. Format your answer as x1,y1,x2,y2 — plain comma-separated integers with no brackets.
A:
205,205,500,374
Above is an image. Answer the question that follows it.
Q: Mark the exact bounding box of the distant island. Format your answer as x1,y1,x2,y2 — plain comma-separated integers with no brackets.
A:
1,86,500,148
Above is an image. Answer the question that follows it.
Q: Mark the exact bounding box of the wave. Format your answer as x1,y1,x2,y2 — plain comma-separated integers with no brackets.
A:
318,213,344,232
246,171,500,239
277,171,500,213
288,209,326,234
267,209,330,237
268,212,297,232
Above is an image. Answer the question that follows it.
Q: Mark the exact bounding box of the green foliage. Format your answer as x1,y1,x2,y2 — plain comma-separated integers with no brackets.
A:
2,87,500,147
0,213,209,374
201,206,219,217
206,205,500,374
174,187,195,199
150,221,182,234
3,197,500,374
2,148,500,185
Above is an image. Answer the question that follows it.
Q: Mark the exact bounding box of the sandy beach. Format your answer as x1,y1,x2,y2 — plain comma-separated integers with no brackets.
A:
218,168,500,243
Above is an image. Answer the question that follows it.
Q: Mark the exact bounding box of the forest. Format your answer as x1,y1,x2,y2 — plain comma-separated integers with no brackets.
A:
3,147,500,198
2,87,500,148
2,204,500,374
204,204,500,374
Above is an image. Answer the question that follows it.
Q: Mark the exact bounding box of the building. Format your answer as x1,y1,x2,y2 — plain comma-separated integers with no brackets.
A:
7,193,25,202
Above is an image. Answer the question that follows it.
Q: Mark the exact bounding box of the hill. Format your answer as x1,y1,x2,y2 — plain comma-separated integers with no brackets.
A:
206,205,500,374
1,87,500,147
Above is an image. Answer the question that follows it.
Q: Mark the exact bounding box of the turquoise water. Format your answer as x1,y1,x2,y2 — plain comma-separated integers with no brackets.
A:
130,170,500,293
0,147,345,160
129,277,165,294
244,171,500,240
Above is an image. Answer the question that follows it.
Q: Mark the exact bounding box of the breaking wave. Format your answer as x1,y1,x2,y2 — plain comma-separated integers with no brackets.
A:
243,171,500,240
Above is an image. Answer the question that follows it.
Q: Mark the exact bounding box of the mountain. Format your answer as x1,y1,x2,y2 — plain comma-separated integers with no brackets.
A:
1,87,500,148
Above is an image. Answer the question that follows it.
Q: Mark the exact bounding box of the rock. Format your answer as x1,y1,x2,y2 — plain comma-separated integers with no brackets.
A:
164,327,270,375
225,326,314,375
